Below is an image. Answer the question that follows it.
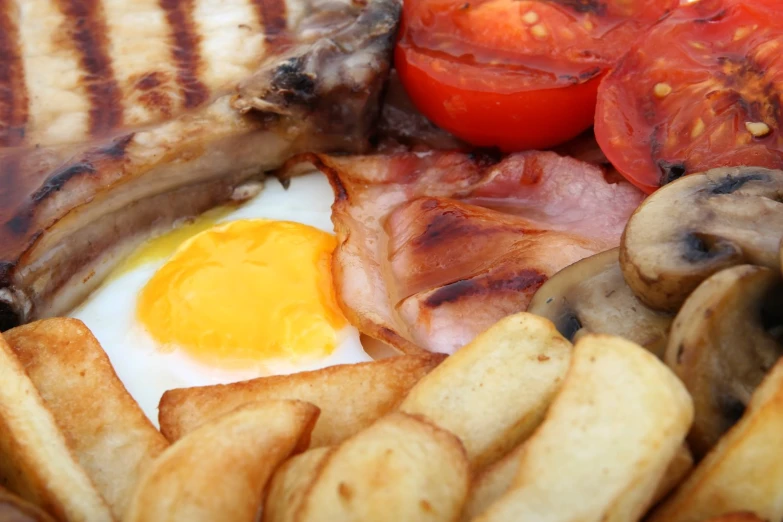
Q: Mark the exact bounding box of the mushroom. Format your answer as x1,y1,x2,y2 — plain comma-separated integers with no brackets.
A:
620,166,783,312
527,248,674,359
664,264,783,459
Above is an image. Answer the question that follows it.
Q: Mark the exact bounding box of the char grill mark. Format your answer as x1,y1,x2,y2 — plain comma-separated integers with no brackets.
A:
253,0,290,46
424,270,548,308
57,0,123,136
0,0,27,147
0,0,402,329
160,0,209,109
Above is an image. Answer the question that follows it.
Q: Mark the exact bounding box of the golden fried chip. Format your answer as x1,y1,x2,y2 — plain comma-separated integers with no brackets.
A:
4,319,169,519
651,444,693,506
264,447,332,522
293,412,469,522
0,486,56,522
125,400,318,522
648,358,783,522
462,442,526,522
159,354,445,445
463,441,691,522
0,333,113,522
475,334,693,522
400,313,571,470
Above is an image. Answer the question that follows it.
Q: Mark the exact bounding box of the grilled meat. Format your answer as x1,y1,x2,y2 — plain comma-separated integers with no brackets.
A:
285,150,645,354
0,0,399,329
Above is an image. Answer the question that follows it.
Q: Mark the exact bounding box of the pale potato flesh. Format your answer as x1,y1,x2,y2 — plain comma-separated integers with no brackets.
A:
648,358,783,522
294,412,470,522
461,442,526,522
400,313,572,470
474,334,694,522
464,441,693,522
124,400,319,522
4,318,169,519
159,354,445,445
650,445,694,507
264,447,333,522
0,334,113,522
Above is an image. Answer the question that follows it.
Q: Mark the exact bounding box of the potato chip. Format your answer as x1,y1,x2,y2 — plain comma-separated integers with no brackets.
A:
651,444,693,506
125,400,318,522
0,486,56,522
647,358,783,522
159,354,444,445
292,412,469,522
474,334,693,522
5,319,169,519
400,313,571,470
264,447,332,522
0,333,113,522
463,441,692,522
462,442,526,522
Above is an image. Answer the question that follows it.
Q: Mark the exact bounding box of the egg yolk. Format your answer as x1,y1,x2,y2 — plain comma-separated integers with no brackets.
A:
136,219,347,368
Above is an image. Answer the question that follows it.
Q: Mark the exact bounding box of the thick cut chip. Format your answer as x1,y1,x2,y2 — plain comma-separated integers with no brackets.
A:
159,354,445,445
400,312,571,470
462,441,691,521
4,319,169,519
292,412,469,522
0,487,56,522
0,333,113,522
647,358,783,522
462,442,526,522
651,445,694,506
125,400,318,522
264,447,333,522
475,334,693,522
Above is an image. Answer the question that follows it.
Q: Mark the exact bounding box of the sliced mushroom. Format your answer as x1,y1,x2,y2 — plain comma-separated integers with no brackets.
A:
527,248,673,359
620,166,783,312
664,264,783,459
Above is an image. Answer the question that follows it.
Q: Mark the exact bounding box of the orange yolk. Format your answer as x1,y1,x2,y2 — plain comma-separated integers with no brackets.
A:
136,220,347,368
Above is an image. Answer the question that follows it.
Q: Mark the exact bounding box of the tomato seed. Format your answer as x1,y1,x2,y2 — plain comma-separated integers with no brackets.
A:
653,83,672,98
745,122,771,138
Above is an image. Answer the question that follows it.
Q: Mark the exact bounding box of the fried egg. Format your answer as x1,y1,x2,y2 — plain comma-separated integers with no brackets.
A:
71,172,370,423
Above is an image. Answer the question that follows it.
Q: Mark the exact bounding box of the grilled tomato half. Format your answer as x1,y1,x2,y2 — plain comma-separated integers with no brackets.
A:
395,0,677,151
595,0,783,193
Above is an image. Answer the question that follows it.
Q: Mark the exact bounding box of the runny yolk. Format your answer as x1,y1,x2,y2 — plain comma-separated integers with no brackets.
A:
136,219,347,368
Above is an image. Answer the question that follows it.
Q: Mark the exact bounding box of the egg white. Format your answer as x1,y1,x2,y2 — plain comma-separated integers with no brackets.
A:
71,172,371,424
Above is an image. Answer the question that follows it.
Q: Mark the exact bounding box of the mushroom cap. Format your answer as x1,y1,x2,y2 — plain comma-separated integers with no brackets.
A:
528,248,673,358
664,264,783,459
620,167,783,312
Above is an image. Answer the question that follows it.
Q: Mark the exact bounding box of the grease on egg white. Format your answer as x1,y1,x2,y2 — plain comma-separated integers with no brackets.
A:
71,173,371,424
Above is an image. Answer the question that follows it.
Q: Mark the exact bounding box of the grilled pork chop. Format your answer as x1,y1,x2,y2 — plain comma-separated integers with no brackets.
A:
0,0,399,329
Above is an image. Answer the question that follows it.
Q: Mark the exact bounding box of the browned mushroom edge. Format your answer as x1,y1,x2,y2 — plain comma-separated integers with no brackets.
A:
664,264,783,459
620,166,783,312
527,248,673,359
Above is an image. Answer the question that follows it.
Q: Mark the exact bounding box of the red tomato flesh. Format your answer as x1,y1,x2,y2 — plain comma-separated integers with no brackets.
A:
396,0,677,151
595,0,783,193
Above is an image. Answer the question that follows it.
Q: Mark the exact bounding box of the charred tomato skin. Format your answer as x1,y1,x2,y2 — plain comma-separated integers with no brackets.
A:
595,0,783,194
396,0,678,152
